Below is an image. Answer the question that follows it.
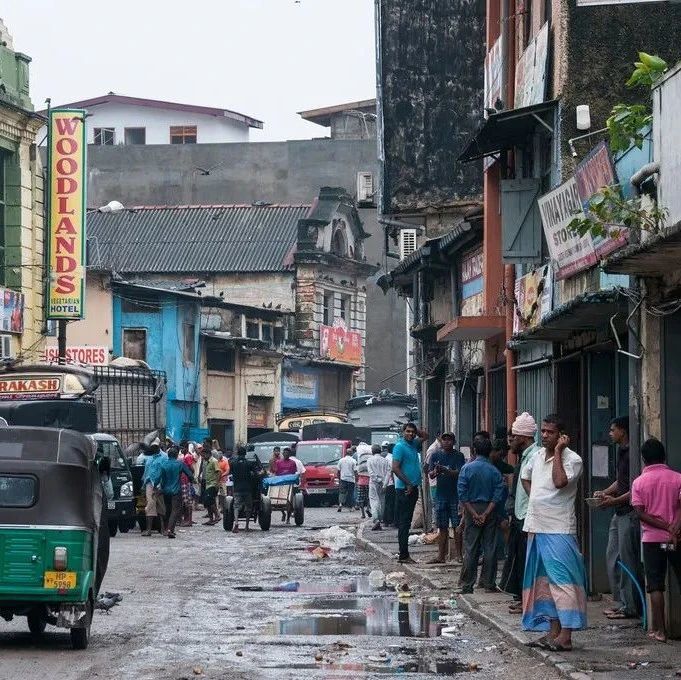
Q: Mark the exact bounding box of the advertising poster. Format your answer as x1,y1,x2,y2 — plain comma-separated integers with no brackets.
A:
320,322,362,366
459,247,484,316
513,264,553,333
538,178,597,280
47,109,86,319
282,364,319,409
0,289,24,334
575,141,628,258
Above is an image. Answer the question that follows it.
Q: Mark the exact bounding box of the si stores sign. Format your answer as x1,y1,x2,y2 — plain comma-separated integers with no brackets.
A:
47,109,86,319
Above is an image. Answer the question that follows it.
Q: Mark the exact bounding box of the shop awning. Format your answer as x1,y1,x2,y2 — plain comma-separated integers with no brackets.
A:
602,222,681,275
510,290,629,343
458,100,559,163
437,315,505,341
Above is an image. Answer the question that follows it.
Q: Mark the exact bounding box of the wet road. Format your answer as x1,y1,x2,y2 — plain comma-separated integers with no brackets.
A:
0,507,561,679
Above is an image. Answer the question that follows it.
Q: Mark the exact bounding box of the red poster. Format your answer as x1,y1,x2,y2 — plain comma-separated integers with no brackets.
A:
320,323,362,367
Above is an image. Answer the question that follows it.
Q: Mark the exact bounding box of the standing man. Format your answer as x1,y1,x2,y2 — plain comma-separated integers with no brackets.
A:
597,416,642,620
521,415,586,652
428,432,466,564
383,442,396,527
229,445,263,533
269,446,282,474
141,439,167,537
392,422,425,564
499,412,539,613
456,438,505,592
160,447,195,539
631,438,681,643
368,443,390,530
337,451,357,512
200,447,221,526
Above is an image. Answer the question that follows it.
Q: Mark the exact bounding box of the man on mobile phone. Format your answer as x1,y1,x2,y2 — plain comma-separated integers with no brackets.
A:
392,422,426,564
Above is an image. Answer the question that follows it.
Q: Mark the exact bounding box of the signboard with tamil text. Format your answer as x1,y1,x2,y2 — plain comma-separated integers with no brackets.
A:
320,321,362,367
574,141,628,258
538,178,597,280
47,109,86,320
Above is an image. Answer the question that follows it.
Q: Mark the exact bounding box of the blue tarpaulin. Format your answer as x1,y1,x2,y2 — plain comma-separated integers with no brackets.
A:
263,474,299,487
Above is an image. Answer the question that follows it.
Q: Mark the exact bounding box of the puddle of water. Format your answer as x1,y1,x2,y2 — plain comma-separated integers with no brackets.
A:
269,598,445,637
259,659,467,674
234,577,378,595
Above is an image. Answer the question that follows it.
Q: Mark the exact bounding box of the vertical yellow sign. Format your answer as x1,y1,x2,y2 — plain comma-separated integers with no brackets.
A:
47,109,86,319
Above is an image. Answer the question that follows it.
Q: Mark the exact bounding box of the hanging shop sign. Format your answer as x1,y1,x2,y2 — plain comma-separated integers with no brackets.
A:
514,22,549,109
47,109,87,320
513,264,553,333
574,141,628,258
459,246,484,316
282,363,319,409
538,178,598,280
320,320,362,367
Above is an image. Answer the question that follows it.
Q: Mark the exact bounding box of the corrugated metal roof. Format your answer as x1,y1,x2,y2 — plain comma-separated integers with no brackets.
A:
87,204,311,274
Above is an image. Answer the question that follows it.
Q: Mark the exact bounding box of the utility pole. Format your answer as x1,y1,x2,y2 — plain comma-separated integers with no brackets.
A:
57,320,67,363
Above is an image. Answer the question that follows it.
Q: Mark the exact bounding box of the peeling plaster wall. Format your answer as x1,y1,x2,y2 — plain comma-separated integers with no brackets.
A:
376,0,485,214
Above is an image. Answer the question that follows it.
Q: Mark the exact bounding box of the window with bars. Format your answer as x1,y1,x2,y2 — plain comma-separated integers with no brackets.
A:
183,324,196,364
124,127,146,145
93,128,115,145
339,295,351,322
170,125,197,144
323,291,335,326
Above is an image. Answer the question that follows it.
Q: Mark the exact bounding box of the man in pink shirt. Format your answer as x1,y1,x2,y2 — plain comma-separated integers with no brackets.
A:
631,438,681,643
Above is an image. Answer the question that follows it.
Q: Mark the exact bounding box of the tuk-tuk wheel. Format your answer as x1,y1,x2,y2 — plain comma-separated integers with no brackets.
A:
70,594,93,650
293,492,305,526
27,611,46,637
222,496,235,532
258,495,272,531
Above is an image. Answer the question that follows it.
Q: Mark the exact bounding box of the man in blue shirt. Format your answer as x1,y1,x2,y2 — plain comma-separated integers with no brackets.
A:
161,447,195,539
456,437,505,593
428,432,466,564
392,422,424,563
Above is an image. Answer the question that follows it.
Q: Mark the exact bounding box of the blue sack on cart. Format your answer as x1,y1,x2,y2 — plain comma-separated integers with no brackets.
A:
263,474,299,487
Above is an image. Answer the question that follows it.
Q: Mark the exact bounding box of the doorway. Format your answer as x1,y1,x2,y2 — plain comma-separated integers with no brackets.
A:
208,419,234,451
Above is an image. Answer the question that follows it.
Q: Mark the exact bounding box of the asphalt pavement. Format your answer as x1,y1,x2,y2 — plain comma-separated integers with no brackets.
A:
0,506,562,680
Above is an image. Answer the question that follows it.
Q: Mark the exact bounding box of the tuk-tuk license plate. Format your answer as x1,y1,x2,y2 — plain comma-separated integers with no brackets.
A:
307,489,326,494
107,501,116,510
44,571,77,590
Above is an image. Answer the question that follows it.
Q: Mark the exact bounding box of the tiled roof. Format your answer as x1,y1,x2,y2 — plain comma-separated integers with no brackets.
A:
87,204,311,274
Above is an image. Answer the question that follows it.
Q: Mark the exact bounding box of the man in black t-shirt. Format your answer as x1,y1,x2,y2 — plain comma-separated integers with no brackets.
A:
228,446,262,533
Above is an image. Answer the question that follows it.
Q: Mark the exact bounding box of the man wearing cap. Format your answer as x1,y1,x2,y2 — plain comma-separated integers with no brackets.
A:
428,432,466,563
499,412,540,612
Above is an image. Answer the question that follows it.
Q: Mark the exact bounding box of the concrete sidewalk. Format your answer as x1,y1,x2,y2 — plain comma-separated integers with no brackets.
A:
358,522,681,679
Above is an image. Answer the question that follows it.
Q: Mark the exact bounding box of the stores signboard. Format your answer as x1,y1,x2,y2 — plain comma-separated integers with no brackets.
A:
538,178,597,280
574,141,628,258
320,321,362,367
513,264,553,333
47,109,86,320
0,288,24,334
460,246,484,316
42,346,108,366
282,363,319,408
514,22,549,109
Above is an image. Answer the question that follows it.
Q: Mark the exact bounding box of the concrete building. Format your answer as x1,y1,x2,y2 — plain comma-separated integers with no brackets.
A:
298,99,377,141
0,19,47,360
38,93,263,146
81,127,406,393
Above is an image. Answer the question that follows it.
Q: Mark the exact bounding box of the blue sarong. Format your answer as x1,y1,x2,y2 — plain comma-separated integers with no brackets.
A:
522,533,587,631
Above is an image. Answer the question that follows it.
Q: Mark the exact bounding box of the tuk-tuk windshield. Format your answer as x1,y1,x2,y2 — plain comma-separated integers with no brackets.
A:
0,475,37,507
96,440,127,470
370,431,399,446
295,443,343,466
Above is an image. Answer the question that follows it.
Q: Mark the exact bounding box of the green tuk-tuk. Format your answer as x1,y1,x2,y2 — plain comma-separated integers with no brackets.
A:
0,426,108,649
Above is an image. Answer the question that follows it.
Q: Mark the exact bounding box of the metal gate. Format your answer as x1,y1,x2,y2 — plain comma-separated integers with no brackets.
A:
93,366,167,448
517,361,553,423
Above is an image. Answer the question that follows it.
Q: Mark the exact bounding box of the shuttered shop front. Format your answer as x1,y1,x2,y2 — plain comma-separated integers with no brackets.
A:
517,361,552,422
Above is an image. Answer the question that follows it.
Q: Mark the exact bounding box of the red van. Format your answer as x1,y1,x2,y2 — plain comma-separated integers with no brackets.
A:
295,439,352,505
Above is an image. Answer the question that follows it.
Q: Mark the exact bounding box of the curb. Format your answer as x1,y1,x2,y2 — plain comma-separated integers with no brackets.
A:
356,523,589,680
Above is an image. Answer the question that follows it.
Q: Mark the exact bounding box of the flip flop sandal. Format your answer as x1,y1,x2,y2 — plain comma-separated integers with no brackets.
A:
605,611,637,619
546,640,573,652
526,635,553,649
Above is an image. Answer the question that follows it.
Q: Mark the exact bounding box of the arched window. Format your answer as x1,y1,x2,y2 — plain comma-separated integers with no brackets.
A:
332,228,348,257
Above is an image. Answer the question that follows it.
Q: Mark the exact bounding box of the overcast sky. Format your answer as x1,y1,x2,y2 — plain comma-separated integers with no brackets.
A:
3,0,376,141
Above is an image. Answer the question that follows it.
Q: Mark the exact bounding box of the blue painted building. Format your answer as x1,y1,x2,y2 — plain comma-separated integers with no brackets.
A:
112,281,202,442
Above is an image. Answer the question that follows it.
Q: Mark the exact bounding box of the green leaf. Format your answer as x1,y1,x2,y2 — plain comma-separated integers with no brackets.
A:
639,52,667,71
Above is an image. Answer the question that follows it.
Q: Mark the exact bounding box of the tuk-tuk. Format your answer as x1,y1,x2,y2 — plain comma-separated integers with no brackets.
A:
0,426,107,649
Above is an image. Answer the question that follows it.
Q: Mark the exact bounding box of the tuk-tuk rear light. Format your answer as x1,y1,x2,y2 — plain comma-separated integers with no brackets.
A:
54,546,68,571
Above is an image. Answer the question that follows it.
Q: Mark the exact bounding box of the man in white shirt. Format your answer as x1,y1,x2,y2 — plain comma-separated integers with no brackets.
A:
336,453,357,512
382,442,395,526
521,414,586,652
367,444,391,530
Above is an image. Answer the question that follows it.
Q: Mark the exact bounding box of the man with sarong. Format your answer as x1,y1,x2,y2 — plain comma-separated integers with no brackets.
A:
521,414,586,652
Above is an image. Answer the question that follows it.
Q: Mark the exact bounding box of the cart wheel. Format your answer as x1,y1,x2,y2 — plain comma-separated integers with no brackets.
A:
118,519,133,533
27,610,46,637
70,594,93,650
108,520,118,537
259,495,272,531
222,496,235,532
293,492,304,526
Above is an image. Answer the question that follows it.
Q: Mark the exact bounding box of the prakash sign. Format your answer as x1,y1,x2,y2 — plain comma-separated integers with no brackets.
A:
47,109,86,319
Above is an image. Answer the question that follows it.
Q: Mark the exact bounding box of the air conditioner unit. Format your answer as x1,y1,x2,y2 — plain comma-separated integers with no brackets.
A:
399,229,417,260
0,335,12,360
356,172,374,204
